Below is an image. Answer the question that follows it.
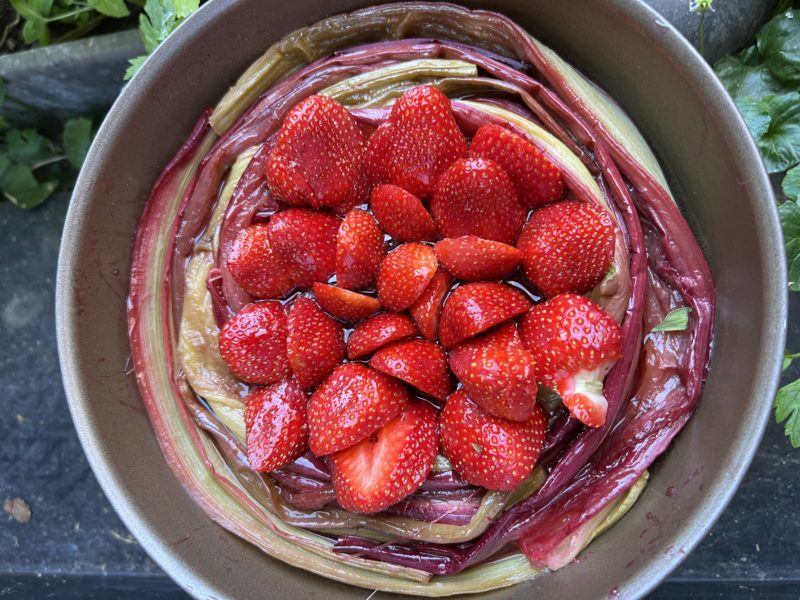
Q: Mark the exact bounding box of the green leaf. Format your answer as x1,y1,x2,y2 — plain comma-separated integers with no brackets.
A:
652,307,692,332
124,55,148,80
775,378,800,448
5,128,54,165
783,164,800,201
139,0,178,53
0,115,8,131
62,117,93,170
757,9,800,85
21,17,49,45
0,156,11,179
0,77,6,106
87,0,130,17
784,352,800,372
738,92,800,173
0,164,57,209
714,52,786,104
172,0,199,19
780,199,800,291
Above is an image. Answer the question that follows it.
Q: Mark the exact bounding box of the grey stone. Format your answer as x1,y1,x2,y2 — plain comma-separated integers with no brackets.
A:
0,30,143,126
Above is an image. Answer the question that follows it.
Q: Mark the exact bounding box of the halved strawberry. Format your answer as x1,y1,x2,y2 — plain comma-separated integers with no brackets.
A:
470,124,565,208
267,209,340,288
336,208,386,290
219,302,290,384
347,313,420,360
365,85,467,198
266,95,367,211
226,223,298,299
286,297,345,390
448,323,537,421
430,157,525,244
331,400,438,513
519,294,621,428
244,380,308,473
370,339,453,402
517,200,615,298
409,268,453,341
370,184,437,242
377,243,438,312
308,363,409,455
438,282,531,349
434,236,522,281
313,283,380,323
439,391,546,491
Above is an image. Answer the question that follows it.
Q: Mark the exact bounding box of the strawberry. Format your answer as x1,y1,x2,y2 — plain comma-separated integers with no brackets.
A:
470,124,565,208
438,282,531,349
430,157,525,244
267,209,340,288
331,400,437,513
434,235,522,281
408,268,453,341
448,323,537,421
519,294,622,428
286,297,345,390
517,200,615,298
244,380,308,473
312,283,380,323
376,242,438,312
226,223,298,299
370,339,453,402
266,95,367,211
364,85,467,198
336,208,386,290
369,184,437,242
439,391,546,491
308,363,409,455
218,302,291,384
347,313,419,360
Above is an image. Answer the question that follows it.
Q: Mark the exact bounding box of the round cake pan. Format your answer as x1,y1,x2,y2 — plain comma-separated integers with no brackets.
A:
56,1,786,598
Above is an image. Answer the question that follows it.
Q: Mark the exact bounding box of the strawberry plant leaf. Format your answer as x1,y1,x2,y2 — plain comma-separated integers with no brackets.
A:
783,163,800,201
780,198,800,292
5,128,53,166
87,0,130,18
63,117,93,170
757,9,800,85
714,51,785,103
0,164,57,209
739,93,800,173
776,378,800,448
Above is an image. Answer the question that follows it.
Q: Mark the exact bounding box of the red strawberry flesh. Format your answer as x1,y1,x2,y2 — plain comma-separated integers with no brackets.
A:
409,268,453,341
336,208,386,290
439,391,546,491
370,184,437,242
331,400,438,513
308,363,409,455
218,301,290,384
377,242,438,312
370,339,453,401
438,282,532,349
286,297,345,390
266,94,366,211
430,157,525,244
470,124,565,208
226,223,297,299
313,283,380,323
434,235,522,281
244,380,308,473
267,208,340,288
365,85,467,198
347,313,420,360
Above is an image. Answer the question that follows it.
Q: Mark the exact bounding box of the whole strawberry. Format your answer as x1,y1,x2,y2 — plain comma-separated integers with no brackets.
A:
218,302,291,384
331,400,438,513
470,124,565,208
439,391,546,491
365,85,467,198
449,323,538,421
520,293,621,428
517,200,615,298
244,380,308,473
430,157,526,244
266,95,367,212
226,223,297,299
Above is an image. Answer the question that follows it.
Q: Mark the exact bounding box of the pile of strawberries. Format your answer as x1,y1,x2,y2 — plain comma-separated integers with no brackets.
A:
218,85,622,514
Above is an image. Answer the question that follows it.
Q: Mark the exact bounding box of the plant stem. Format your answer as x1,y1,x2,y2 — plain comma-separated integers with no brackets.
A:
55,14,106,44
699,12,706,57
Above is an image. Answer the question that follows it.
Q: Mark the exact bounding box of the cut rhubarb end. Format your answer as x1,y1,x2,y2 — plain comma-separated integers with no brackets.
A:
560,368,610,428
